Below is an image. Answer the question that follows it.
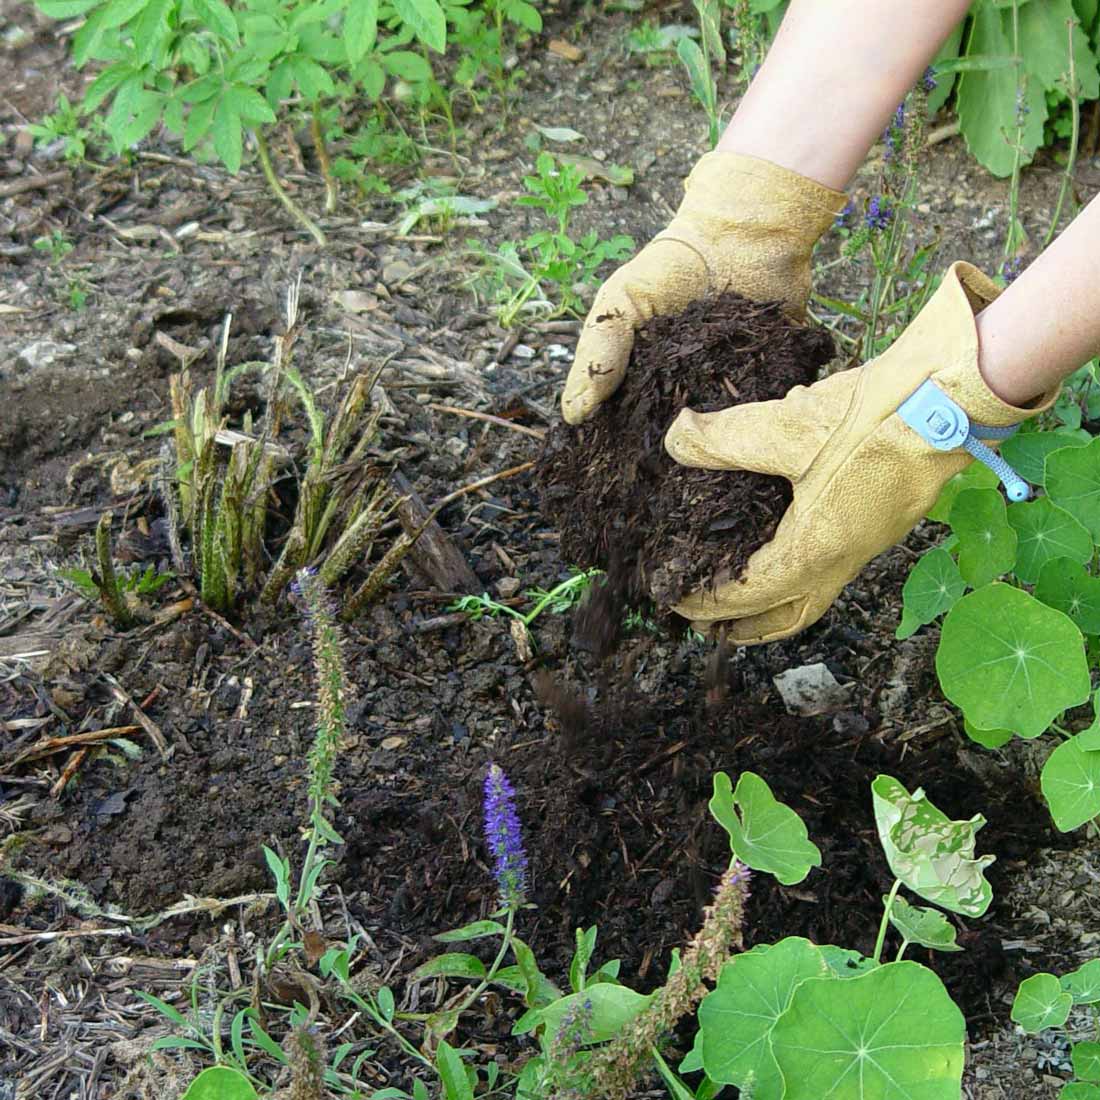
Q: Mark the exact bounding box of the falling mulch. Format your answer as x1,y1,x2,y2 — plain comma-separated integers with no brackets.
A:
537,293,835,653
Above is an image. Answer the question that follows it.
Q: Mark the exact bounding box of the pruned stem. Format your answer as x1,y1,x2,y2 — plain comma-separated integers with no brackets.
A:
253,128,327,247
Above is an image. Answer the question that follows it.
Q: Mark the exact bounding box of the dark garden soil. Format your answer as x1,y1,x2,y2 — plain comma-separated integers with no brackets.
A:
4,0,1100,1096
538,293,834,652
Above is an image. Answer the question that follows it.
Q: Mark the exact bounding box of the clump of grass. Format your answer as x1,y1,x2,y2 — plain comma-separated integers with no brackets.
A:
163,276,417,617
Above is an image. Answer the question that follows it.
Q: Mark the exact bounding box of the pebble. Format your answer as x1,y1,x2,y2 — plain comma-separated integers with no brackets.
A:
511,344,536,360
18,341,77,370
382,259,416,284
496,577,522,598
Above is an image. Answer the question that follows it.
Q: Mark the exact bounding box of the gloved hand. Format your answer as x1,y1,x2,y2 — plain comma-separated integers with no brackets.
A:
663,262,1059,644
560,151,846,425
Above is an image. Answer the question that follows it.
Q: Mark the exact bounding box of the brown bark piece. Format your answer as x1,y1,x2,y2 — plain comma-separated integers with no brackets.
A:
390,470,479,594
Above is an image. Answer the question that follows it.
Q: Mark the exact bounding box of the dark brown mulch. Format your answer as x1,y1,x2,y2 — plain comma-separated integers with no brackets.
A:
537,293,835,654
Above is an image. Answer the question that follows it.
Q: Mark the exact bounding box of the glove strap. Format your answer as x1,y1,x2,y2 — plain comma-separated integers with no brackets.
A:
898,379,1031,502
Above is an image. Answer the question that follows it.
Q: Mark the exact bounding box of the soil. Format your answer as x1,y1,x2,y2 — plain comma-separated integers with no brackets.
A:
538,293,834,652
3,0,1100,1097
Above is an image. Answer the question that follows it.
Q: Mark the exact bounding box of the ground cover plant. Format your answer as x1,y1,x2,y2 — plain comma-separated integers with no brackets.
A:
6,0,1100,1098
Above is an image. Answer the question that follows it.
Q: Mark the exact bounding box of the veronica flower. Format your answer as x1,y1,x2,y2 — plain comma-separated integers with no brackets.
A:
865,196,893,231
923,66,938,93
483,764,528,908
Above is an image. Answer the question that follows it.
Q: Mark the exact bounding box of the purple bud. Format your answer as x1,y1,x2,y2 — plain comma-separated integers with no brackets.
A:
483,764,528,908
864,196,893,232
834,200,854,229
1000,257,1024,284
923,66,938,93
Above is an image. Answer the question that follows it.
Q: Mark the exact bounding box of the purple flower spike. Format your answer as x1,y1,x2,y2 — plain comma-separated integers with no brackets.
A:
923,66,938,93
483,764,528,908
865,196,893,231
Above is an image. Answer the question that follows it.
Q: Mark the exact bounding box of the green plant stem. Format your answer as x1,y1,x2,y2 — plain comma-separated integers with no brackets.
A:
1004,0,1025,261
95,511,135,628
254,129,327,247
310,104,338,214
448,907,516,1019
1044,20,1080,250
895,940,909,962
338,981,435,1071
873,879,903,965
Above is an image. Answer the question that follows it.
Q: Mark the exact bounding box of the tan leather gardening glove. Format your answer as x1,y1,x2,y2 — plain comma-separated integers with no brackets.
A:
664,261,1059,645
561,152,846,424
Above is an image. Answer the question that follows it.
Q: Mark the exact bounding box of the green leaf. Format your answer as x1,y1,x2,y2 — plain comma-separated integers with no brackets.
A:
963,719,1014,749
436,1040,473,1100
225,85,277,126
676,36,713,111
344,0,378,63
83,63,134,111
817,945,877,979
1076,1042,1100,1082
1048,438,1100,540
99,0,152,30
133,990,192,1030
1061,959,1100,1004
183,96,216,150
699,937,829,1096
381,49,432,81
896,547,966,639
871,775,995,917
887,895,962,952
391,0,446,51
36,0,101,15
409,953,486,982
1041,732,1100,831
537,985,653,1045
1008,499,1093,584
950,488,1017,587
377,986,395,1022
211,95,244,173
928,461,1000,523
926,24,964,114
1036,557,1100,635
505,0,541,31
936,583,1089,739
770,962,965,1100
1011,972,1072,1033
182,1067,259,1100
433,919,505,943
1019,0,1100,99
288,55,335,101
956,1,1047,177
1063,1084,1100,1100
192,0,239,43
708,772,821,886
1000,429,1090,486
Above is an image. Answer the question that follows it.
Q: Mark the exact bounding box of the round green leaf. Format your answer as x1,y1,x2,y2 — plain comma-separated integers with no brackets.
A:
1048,438,1100,540
182,1067,259,1100
1007,499,1093,584
699,937,828,1096
818,945,877,979
937,584,1089,739
888,895,962,953
963,719,1013,748
1062,1084,1100,1100
708,772,821,886
1061,959,1100,1005
1075,690,1100,750
896,548,966,640
1036,558,1100,635
950,488,1017,587
1040,733,1100,832
1075,1042,1100,1082
1001,429,1090,487
1011,972,1072,1033
872,776,994,917
928,461,999,524
771,962,965,1100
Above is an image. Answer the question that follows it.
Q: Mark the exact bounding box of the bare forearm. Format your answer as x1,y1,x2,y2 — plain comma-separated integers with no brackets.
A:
978,193,1100,406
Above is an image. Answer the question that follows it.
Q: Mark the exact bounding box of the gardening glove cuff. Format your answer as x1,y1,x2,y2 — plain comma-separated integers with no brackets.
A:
561,152,846,424
663,260,1059,644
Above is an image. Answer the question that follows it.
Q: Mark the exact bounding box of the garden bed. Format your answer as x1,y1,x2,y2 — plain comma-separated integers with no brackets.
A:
3,2,1100,1097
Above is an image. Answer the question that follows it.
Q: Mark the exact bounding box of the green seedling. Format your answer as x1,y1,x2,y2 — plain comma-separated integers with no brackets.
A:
26,93,99,161
448,567,601,628
677,0,725,147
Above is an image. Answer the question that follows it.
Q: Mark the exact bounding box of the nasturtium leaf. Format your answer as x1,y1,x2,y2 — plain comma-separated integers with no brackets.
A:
1011,973,1073,1033
1048,438,1100,541
1036,558,1100,635
937,584,1089,739
871,776,994,917
896,548,966,640
817,945,877,979
1001,428,1090,487
698,937,828,1097
1007,499,1093,584
536,985,652,1045
1062,1084,1100,1100
770,962,965,1100
1075,1042,1100,1082
1062,959,1100,1004
1076,691,1100,751
1040,733,1100,832
181,1067,259,1100
708,772,821,886
888,895,963,952
950,488,1017,587
963,719,1014,749
928,459,999,523
677,1030,703,1074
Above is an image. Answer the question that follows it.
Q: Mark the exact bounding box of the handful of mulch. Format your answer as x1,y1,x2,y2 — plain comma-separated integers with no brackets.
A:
537,293,835,654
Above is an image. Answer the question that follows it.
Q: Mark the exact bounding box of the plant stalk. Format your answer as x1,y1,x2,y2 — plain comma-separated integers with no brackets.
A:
254,129,327,247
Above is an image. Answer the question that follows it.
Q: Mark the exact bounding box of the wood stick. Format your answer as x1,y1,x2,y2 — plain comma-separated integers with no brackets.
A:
428,403,547,440
50,748,89,798
101,674,170,759
390,470,479,594
4,726,140,768
0,170,69,198
0,926,128,947
432,461,536,510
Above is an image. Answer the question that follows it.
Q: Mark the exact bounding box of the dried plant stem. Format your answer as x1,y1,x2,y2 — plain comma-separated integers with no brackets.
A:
254,129,327,247
95,512,134,628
